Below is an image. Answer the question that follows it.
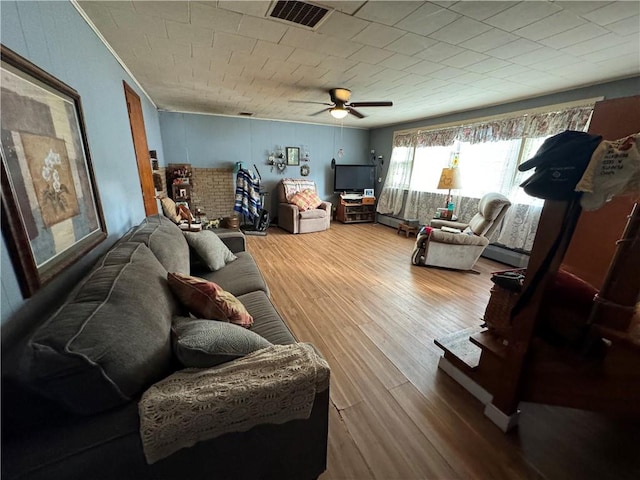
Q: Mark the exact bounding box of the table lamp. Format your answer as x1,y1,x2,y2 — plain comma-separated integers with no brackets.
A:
437,167,462,209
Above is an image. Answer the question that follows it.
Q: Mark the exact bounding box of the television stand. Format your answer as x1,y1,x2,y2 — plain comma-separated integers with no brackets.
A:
336,194,375,224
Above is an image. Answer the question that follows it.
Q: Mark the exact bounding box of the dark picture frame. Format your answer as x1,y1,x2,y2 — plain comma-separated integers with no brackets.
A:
286,146,300,166
1,45,106,298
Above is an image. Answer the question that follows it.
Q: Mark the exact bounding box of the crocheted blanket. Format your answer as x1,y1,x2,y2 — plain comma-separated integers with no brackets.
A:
139,343,330,464
282,178,316,201
234,168,261,220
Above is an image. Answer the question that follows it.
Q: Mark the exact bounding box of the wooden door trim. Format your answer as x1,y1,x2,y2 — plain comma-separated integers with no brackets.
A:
123,81,157,216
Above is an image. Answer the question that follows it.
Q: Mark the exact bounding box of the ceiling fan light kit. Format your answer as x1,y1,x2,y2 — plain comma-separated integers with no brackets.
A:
298,87,393,120
330,107,349,119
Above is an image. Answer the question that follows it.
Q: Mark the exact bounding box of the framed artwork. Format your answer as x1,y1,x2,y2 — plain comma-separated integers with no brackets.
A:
1,45,106,297
286,147,300,166
363,188,374,197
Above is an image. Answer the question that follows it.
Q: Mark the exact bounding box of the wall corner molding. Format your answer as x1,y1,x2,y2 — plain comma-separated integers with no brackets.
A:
70,0,156,109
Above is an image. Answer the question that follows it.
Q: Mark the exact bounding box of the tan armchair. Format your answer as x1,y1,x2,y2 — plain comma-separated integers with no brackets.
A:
277,179,331,234
412,192,511,270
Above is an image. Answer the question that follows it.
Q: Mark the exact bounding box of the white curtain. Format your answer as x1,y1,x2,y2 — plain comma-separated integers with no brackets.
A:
380,104,594,251
377,134,414,216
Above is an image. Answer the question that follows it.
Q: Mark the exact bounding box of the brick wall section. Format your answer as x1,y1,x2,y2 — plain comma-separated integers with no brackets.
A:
190,168,235,219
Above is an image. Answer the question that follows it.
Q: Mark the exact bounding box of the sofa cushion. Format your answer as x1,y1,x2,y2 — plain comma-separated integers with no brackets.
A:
237,291,297,345
168,273,253,327
196,252,269,297
299,209,327,220
23,242,177,415
290,189,322,211
183,230,237,271
172,316,271,368
124,215,190,275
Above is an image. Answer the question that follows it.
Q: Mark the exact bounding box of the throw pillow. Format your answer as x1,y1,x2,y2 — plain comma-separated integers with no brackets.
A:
158,194,181,223
183,230,237,271
167,272,254,327
289,189,322,212
172,316,271,367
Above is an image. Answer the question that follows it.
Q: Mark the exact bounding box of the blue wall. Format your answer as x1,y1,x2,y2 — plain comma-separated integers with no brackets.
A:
1,1,164,325
159,112,371,210
370,77,640,187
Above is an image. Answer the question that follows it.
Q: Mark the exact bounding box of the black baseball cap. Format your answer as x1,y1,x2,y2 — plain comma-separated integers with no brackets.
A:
519,130,602,200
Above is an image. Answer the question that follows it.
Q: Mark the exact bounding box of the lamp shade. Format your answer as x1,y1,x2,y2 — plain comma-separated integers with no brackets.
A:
330,107,349,119
437,168,462,190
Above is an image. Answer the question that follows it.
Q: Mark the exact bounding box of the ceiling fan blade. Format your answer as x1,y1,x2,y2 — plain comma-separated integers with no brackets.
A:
347,107,365,119
289,100,332,105
310,108,331,116
348,101,393,107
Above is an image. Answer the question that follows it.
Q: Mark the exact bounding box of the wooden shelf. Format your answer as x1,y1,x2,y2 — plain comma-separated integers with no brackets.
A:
336,195,375,224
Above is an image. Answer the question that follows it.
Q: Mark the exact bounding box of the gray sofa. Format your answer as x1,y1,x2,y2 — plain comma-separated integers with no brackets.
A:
1,215,329,480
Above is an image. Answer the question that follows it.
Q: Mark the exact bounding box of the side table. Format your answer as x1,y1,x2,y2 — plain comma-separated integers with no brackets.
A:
397,222,419,238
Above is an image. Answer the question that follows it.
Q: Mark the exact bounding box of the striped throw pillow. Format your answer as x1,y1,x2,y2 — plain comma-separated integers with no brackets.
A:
289,189,322,211
167,272,253,327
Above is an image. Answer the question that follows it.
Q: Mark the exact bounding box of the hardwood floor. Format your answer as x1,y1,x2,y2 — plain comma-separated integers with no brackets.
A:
246,222,639,480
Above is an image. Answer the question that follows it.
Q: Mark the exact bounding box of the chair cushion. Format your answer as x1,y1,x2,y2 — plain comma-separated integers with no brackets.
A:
299,208,328,220
431,229,489,246
183,230,237,271
23,242,177,415
167,273,253,327
172,316,271,368
290,189,322,211
280,178,317,202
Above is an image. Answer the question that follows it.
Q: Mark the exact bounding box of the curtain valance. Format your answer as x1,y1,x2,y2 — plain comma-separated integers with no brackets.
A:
392,132,416,147
416,127,458,148
404,104,594,148
522,106,593,138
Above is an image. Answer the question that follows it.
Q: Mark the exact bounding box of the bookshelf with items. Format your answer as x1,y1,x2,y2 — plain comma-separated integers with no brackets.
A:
336,194,376,224
166,164,192,210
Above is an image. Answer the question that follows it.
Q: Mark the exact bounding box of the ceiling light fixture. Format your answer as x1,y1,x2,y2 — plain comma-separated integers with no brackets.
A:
330,107,348,119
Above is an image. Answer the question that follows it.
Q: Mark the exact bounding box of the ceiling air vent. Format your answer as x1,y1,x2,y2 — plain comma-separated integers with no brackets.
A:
269,1,329,28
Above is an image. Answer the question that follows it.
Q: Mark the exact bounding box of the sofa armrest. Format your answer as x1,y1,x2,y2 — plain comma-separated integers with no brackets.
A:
278,203,299,234
215,231,246,253
139,344,330,464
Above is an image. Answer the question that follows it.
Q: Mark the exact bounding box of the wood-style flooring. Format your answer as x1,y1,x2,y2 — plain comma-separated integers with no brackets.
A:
246,222,639,480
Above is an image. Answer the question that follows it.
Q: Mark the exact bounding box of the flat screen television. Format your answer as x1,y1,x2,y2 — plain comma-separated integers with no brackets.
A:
333,164,375,193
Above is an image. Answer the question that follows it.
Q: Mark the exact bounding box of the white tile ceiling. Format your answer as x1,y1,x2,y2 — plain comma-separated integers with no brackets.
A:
77,0,640,128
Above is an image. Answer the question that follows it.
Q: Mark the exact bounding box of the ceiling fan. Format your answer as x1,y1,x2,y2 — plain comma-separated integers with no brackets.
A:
294,88,393,119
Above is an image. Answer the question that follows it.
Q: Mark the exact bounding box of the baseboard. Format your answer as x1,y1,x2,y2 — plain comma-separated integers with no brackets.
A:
481,244,529,268
376,213,405,229
438,356,520,431
484,403,520,432
437,357,493,405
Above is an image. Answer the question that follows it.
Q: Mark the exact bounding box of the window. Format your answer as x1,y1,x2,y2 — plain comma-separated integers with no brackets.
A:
408,139,523,199
379,103,594,250
409,145,450,191
386,146,414,189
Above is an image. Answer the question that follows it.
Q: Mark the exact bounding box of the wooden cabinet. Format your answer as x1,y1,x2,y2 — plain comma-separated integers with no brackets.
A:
336,196,376,224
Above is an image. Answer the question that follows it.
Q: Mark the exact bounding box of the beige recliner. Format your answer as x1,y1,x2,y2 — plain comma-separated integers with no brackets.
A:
277,179,332,234
412,192,511,271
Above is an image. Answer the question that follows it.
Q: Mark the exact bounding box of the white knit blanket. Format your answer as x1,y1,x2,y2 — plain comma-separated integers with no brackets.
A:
139,343,330,464
282,178,316,201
